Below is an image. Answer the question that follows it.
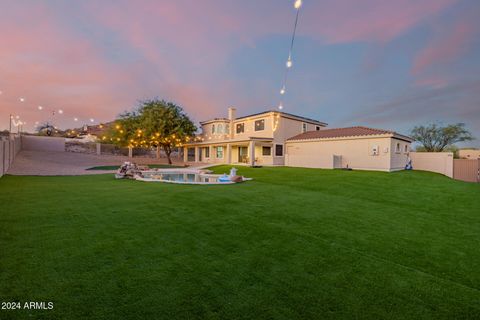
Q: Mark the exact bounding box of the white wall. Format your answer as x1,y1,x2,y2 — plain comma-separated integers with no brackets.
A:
285,137,407,171
409,152,454,178
21,135,65,152
0,135,21,177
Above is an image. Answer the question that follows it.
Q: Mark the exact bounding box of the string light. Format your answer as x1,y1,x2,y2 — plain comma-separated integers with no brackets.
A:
276,0,303,110
58,109,64,114
38,106,43,110
19,97,25,102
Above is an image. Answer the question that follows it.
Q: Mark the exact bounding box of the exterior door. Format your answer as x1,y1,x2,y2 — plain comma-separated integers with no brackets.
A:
238,147,248,163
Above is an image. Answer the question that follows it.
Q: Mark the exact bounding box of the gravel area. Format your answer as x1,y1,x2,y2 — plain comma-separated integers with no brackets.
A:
7,150,185,176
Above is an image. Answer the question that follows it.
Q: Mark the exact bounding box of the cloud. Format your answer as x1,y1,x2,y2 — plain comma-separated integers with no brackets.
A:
412,18,477,76
301,0,457,43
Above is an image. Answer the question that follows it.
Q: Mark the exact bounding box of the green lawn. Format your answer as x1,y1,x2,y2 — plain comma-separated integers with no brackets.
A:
0,167,479,319
86,164,185,170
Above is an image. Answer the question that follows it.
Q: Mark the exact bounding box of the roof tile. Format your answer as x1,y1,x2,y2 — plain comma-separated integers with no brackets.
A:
287,126,412,141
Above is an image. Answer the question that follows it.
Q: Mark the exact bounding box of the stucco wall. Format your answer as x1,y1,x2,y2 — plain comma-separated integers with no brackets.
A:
390,138,410,170
409,152,454,178
22,135,65,152
285,137,408,171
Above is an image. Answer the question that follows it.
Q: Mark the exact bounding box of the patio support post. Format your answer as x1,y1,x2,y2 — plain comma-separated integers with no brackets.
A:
96,143,101,155
183,147,188,163
249,140,255,166
194,146,200,163
226,143,231,164
128,147,133,158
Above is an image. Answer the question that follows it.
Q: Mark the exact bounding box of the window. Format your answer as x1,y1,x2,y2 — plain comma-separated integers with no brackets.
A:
216,146,223,158
225,124,230,134
236,123,244,134
316,126,321,131
211,124,215,134
262,146,271,156
404,145,408,153
205,147,210,158
395,143,401,153
217,124,223,134
302,123,307,133
255,119,265,131
275,144,284,156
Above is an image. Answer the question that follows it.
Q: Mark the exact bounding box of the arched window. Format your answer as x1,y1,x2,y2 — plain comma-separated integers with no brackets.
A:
404,145,408,153
217,124,223,134
396,143,401,153
211,124,215,134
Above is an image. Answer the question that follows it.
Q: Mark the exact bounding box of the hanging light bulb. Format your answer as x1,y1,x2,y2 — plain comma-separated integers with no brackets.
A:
58,109,64,114
280,86,286,95
286,57,293,68
19,97,25,102
38,106,43,110
278,103,284,110
294,0,302,9
90,118,95,123
74,118,78,122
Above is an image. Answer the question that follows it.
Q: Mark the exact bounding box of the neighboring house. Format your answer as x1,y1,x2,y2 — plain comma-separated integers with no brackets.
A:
183,108,413,171
286,127,413,171
458,149,480,159
183,108,327,166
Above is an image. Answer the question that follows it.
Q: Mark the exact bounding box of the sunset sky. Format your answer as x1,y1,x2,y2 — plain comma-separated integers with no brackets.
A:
1,0,479,145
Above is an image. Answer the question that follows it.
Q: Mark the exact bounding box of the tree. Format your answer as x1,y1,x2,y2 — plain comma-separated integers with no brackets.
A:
37,122,55,136
108,99,197,164
411,123,474,152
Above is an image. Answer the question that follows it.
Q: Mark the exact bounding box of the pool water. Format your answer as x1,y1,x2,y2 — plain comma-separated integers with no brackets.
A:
139,171,232,184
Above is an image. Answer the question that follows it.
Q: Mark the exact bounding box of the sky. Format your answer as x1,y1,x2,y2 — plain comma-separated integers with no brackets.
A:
0,0,479,146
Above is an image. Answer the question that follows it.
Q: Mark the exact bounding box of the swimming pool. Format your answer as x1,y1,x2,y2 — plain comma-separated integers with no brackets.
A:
134,169,238,184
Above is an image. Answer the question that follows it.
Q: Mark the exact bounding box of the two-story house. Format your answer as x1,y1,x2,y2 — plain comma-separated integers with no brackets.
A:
183,107,327,166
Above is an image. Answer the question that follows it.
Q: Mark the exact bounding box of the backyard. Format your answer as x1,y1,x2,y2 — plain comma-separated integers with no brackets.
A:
1,166,479,319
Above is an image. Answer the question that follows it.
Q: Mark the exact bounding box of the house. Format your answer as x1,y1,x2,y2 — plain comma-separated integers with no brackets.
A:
286,127,413,171
458,149,480,159
183,108,413,171
183,108,327,166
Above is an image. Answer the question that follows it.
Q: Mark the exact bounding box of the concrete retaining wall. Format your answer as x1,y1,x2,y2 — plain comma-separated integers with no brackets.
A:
0,135,22,177
21,135,65,152
410,152,454,178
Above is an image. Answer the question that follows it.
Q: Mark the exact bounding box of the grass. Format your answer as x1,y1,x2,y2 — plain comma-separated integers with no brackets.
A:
0,166,479,319
85,164,185,170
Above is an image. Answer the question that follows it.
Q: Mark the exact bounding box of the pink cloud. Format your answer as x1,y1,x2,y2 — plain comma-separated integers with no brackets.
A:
412,19,477,75
301,0,458,43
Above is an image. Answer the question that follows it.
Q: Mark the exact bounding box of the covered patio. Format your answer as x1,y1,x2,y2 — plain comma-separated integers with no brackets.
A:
183,137,275,166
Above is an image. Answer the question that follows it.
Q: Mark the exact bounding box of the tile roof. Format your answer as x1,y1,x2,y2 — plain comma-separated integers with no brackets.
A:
287,126,413,141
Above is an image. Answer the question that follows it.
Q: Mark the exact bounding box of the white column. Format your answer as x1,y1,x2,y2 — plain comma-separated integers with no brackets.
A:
128,147,133,158
249,140,255,166
226,144,231,164
194,146,200,163
183,147,188,163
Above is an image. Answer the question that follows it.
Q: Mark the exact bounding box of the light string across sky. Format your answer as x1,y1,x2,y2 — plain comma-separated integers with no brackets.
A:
0,90,96,131
278,0,303,111
2,0,303,132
